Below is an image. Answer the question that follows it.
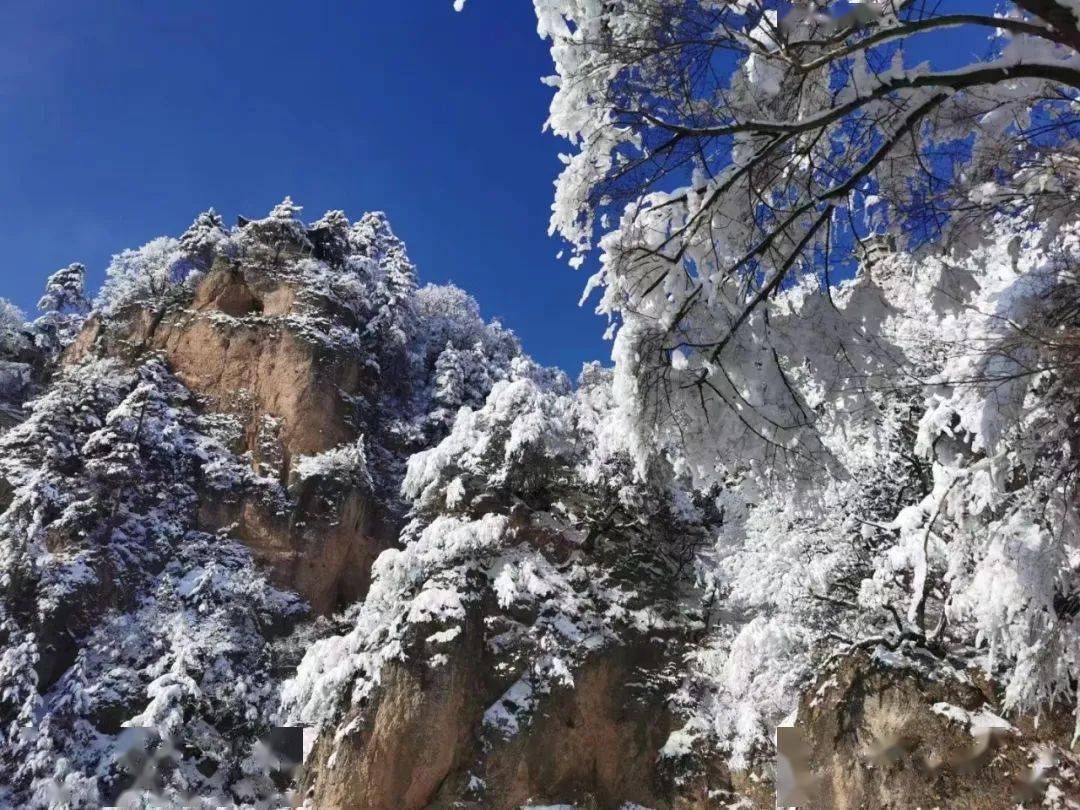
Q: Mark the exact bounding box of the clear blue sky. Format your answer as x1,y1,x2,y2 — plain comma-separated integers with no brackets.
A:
0,2,998,373
0,1,609,373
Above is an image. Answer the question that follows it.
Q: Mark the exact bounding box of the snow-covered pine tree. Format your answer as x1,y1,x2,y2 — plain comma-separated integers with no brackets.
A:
37,263,89,316
177,209,229,274
0,299,33,429
33,263,89,358
0,358,305,807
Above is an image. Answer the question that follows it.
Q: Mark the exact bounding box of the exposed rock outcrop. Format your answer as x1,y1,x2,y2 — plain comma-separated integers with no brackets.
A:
303,624,680,810
65,260,387,613
69,261,369,468
303,633,1080,809
303,609,489,810
476,646,676,809
792,650,1080,809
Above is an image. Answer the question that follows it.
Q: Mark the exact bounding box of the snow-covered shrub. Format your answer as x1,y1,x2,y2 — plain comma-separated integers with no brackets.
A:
293,438,373,493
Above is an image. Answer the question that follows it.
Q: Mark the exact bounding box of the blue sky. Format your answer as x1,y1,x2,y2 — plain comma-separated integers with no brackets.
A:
0,2,999,374
0,1,609,373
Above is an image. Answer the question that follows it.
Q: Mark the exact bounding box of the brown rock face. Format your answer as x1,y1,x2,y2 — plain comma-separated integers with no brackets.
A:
303,617,683,810
66,263,391,613
155,313,361,468
308,640,1078,810
305,614,488,810
794,651,1080,809
197,483,382,615
478,648,675,809
73,265,366,471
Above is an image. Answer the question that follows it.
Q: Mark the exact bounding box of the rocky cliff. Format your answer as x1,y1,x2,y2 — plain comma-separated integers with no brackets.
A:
67,258,388,614
0,201,1076,809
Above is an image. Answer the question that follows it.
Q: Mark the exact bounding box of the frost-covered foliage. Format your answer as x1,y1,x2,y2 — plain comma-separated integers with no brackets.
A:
0,358,304,807
514,0,1080,772
96,237,187,316
0,298,26,354
662,218,1080,771
177,208,229,275
282,365,715,742
670,407,931,769
0,284,67,430
414,284,524,428
0,299,32,426
530,0,1080,479
33,263,89,358
37,263,89,316
0,299,30,369
93,210,231,319
894,221,1080,724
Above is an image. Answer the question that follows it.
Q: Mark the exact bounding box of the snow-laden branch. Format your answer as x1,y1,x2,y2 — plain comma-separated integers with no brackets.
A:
620,61,1080,140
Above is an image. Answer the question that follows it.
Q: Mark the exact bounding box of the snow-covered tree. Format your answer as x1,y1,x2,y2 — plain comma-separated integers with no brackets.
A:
268,195,302,223
659,217,1080,772
308,209,351,266
95,237,186,316
37,263,89,316
0,300,33,428
234,197,313,270
413,284,528,419
524,0,1079,480
283,366,716,749
177,208,229,273
0,299,27,358
0,358,304,806
349,211,419,370
432,341,466,411
886,220,1080,728
33,263,89,357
